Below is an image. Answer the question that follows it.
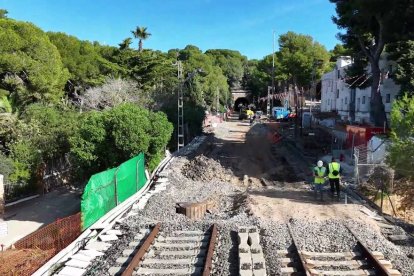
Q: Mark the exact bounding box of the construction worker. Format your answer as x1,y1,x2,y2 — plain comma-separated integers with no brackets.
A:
313,160,326,201
246,108,254,124
327,157,342,197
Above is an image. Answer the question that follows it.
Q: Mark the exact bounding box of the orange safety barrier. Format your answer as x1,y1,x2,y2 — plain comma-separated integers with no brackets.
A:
14,212,81,253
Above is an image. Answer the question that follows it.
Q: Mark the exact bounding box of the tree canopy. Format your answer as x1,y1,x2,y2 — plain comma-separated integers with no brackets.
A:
277,32,331,87
119,37,133,50
329,44,351,62
388,41,414,95
0,19,69,108
131,26,151,52
242,32,330,101
387,94,414,208
48,32,125,91
0,9,8,18
178,45,230,109
330,0,414,126
206,49,247,89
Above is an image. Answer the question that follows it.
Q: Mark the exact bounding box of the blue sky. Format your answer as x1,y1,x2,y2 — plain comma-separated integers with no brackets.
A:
0,0,341,59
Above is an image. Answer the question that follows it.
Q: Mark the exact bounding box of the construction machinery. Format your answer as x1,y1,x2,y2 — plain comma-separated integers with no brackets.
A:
272,99,295,121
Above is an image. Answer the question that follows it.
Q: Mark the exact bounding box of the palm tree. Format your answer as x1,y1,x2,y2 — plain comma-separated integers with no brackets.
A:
131,26,151,52
119,37,132,50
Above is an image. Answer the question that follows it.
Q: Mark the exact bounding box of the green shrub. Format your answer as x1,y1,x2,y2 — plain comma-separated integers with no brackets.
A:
2,104,78,184
0,153,14,183
70,103,173,175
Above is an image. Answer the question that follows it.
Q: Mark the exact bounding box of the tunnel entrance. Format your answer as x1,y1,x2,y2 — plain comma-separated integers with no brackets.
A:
234,97,249,111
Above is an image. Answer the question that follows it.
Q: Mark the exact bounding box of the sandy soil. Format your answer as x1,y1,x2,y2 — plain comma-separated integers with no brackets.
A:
0,248,54,276
209,117,380,226
247,186,369,222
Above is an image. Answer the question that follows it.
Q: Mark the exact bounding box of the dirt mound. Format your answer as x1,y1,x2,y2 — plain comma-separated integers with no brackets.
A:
182,155,235,182
0,248,54,276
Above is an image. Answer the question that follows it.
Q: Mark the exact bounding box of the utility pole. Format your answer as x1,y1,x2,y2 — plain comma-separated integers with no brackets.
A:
271,30,276,112
293,79,299,140
176,61,184,151
310,60,323,129
176,66,202,151
216,87,219,115
267,86,271,117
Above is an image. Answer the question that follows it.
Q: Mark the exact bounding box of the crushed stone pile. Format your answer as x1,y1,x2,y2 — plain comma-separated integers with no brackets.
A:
181,154,235,182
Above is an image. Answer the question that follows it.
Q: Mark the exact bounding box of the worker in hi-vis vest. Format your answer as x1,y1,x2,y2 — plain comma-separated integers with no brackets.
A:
327,157,342,197
313,160,326,201
246,108,255,125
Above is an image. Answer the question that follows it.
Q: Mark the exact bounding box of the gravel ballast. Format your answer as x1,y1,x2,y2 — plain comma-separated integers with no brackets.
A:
83,148,414,276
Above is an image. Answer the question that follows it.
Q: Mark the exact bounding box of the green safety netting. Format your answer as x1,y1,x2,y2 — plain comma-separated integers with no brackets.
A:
81,153,147,230
81,167,117,229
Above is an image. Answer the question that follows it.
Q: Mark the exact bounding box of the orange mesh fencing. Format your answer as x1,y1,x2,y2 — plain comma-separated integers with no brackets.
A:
14,212,81,253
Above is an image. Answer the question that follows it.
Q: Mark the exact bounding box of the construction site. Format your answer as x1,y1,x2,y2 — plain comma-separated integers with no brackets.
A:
2,111,408,276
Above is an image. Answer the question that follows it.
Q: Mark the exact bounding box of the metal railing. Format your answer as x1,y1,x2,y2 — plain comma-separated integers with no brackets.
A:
4,182,35,203
354,144,388,185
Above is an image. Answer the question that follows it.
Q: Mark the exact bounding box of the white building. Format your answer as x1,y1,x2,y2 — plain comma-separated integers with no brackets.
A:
321,55,400,124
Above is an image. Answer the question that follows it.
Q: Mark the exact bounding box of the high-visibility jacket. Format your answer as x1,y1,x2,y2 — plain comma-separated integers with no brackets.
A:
328,162,341,179
314,166,326,184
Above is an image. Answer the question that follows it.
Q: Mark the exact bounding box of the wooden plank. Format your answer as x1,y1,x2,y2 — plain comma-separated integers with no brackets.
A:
379,260,393,269
281,267,297,274
277,249,295,258
371,251,385,259
360,207,383,221
301,251,384,259
376,222,394,229
301,251,360,258
277,249,289,255
388,235,409,242
306,259,367,269
309,269,375,275
386,269,402,276
280,258,294,266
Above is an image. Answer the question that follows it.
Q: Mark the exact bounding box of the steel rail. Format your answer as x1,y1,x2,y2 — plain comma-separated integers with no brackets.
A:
346,226,392,276
287,223,311,276
347,187,414,240
121,223,161,276
202,224,218,276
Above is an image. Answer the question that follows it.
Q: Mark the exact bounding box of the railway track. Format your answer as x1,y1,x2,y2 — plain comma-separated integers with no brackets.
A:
279,224,402,276
109,223,218,276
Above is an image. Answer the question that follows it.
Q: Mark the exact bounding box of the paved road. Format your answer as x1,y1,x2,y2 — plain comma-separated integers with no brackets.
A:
0,187,81,248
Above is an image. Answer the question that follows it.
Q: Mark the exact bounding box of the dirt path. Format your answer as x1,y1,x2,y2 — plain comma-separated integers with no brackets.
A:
0,187,80,248
208,118,376,225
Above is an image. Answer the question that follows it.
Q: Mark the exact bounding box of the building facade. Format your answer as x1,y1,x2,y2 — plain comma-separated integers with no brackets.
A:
321,56,400,124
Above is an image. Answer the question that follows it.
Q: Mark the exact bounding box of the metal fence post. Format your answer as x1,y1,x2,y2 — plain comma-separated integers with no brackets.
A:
136,158,140,192
114,168,119,206
0,174,4,217
353,154,359,186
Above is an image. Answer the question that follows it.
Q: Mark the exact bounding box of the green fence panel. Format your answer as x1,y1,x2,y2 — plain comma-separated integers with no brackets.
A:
81,153,147,230
116,156,137,203
137,153,146,190
81,167,116,229
116,153,147,203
